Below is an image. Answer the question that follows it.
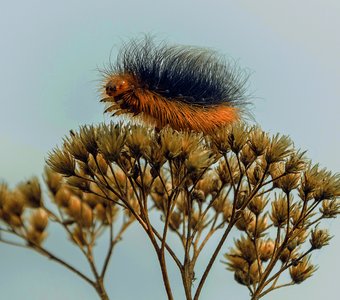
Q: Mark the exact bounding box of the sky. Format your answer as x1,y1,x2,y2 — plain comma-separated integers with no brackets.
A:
0,0,339,299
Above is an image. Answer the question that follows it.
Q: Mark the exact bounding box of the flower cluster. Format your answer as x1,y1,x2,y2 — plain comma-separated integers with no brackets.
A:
0,165,134,299
1,122,339,300
219,126,340,299
46,122,340,299
0,178,48,245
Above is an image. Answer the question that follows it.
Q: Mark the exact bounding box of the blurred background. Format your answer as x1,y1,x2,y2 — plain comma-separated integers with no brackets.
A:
0,0,339,299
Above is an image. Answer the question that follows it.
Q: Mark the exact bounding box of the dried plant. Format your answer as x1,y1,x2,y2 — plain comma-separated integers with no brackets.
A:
2,122,337,299
0,168,134,300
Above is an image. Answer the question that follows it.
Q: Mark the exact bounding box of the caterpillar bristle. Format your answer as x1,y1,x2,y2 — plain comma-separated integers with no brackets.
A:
101,36,250,133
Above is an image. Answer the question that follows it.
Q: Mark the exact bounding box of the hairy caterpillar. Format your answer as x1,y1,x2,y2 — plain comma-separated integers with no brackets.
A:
101,37,249,133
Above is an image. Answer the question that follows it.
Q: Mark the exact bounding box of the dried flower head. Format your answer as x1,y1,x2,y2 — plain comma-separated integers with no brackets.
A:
30,208,49,232
248,195,268,216
235,210,254,232
240,144,257,168
47,147,76,176
265,134,293,165
248,127,269,156
310,227,332,249
228,123,248,154
247,216,268,238
97,123,126,162
185,148,214,174
314,172,340,201
169,211,182,231
79,125,98,155
285,150,307,174
233,262,259,286
3,190,25,217
276,173,300,193
259,239,274,261
270,193,288,227
126,126,152,158
320,199,340,218
27,229,48,245
18,177,42,208
44,167,62,194
231,236,257,264
299,164,322,200
211,126,232,153
289,256,316,284
196,171,221,196
216,158,239,185
64,131,89,162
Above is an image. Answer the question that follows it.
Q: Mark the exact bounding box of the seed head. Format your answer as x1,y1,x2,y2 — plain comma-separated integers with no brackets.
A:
289,256,316,284
47,147,76,176
30,208,49,232
18,177,42,208
310,227,332,249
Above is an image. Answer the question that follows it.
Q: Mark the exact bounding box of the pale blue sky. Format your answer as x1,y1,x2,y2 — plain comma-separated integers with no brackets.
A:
0,1,339,299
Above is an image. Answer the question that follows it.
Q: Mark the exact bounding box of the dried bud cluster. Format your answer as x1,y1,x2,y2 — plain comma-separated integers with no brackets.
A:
1,122,339,300
208,125,340,299
0,181,47,244
0,162,134,254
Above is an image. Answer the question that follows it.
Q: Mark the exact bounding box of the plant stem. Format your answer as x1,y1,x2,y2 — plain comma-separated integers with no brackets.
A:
193,221,235,300
31,244,94,286
95,278,110,300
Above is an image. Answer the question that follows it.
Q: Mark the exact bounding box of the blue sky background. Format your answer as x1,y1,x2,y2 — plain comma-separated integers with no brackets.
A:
0,0,339,299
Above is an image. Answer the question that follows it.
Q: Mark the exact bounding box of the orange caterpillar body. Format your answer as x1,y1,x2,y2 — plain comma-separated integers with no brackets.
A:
101,38,248,133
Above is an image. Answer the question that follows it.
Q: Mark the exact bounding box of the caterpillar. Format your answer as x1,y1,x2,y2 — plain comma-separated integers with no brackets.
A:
101,37,249,133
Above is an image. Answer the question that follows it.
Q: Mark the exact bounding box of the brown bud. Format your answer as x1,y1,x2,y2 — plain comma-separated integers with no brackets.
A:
190,212,206,231
18,177,42,208
80,203,93,228
82,192,102,209
95,203,107,223
240,144,257,168
270,194,288,227
3,213,22,227
279,248,291,263
276,173,300,193
235,210,254,232
223,200,233,222
197,172,221,196
191,189,205,202
55,186,72,207
259,239,274,262
96,153,109,174
27,229,47,245
30,208,49,232
289,256,316,284
72,226,87,246
4,191,25,217
47,147,76,176
310,227,332,249
247,217,268,238
169,211,181,231
287,239,298,251
44,167,62,194
66,176,90,192
68,195,82,218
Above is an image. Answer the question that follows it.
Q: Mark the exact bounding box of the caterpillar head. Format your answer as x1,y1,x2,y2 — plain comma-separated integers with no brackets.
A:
104,75,134,99
101,74,139,115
